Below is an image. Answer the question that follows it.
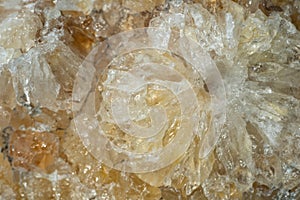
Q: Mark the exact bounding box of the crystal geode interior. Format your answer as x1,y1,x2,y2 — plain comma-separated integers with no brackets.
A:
0,0,299,199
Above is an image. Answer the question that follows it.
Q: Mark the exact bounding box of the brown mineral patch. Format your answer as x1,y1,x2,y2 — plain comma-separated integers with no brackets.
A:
9,130,59,173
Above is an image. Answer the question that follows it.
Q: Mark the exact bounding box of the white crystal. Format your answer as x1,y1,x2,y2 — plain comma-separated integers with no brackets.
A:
9,48,60,110
0,11,42,52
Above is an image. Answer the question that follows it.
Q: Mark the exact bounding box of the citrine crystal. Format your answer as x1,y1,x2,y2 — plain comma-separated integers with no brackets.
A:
0,0,299,199
9,130,59,173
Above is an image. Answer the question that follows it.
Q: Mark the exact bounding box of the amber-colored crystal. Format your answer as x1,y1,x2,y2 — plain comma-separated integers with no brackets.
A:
9,130,59,173
0,0,299,199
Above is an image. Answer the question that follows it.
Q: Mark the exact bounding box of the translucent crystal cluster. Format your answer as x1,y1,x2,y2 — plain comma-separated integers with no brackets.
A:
0,0,299,199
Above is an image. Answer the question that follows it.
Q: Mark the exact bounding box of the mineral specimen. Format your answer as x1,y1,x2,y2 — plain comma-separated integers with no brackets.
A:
0,0,299,199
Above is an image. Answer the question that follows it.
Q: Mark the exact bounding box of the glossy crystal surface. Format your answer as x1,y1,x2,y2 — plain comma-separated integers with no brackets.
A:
0,0,299,199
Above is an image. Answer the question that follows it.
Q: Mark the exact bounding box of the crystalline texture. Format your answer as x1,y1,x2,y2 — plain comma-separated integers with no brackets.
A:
0,11,42,52
9,48,60,110
55,0,94,15
122,0,165,13
0,0,300,199
9,130,59,173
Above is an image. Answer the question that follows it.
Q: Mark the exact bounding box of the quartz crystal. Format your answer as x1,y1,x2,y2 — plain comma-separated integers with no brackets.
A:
0,0,299,199
0,10,42,53
9,130,59,173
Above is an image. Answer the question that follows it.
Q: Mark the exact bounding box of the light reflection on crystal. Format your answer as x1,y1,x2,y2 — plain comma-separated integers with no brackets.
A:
0,0,299,199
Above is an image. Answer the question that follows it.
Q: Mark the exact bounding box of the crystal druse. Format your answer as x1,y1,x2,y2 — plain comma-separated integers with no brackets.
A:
0,0,299,199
